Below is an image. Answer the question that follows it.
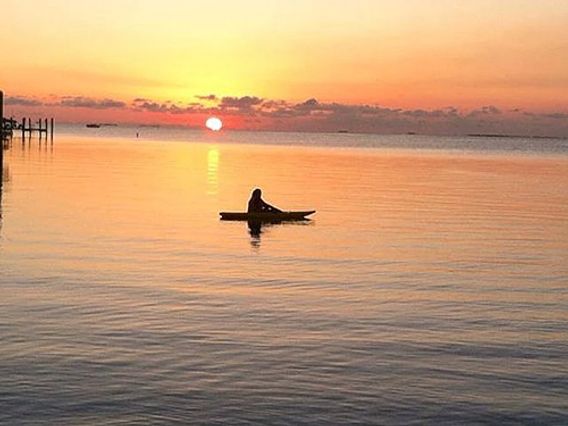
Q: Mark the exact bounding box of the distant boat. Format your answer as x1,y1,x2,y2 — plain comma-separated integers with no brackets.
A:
86,123,101,128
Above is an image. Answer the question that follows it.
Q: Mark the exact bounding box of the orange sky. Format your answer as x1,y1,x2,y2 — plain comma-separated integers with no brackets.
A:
1,0,568,133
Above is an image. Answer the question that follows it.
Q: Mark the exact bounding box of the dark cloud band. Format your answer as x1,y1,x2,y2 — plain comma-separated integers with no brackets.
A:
4,94,567,137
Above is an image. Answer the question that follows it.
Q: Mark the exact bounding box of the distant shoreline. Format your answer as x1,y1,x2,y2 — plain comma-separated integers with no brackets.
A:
466,133,566,140
56,122,568,141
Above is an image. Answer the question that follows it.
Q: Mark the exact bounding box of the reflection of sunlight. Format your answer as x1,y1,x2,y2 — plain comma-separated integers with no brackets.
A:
207,147,219,195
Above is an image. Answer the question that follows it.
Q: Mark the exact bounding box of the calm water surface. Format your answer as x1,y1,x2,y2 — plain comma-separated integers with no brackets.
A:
1,130,567,425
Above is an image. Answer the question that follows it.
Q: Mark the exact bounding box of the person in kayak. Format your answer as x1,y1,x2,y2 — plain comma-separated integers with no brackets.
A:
247,188,282,213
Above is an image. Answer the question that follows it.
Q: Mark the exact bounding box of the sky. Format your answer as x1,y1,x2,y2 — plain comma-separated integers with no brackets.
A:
1,0,568,136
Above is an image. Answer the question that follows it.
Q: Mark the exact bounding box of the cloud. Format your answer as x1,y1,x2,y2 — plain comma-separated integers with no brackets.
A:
296,98,319,110
254,98,404,119
4,91,568,137
5,96,44,107
132,99,170,113
129,95,568,136
468,105,502,117
196,94,217,101
219,96,263,111
58,96,126,109
132,98,210,115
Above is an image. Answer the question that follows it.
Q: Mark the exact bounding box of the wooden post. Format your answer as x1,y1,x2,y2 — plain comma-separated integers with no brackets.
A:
1,90,3,196
0,90,4,139
0,90,3,129
50,118,54,142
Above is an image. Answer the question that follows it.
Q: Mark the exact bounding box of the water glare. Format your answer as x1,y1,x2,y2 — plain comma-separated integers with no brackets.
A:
1,129,567,424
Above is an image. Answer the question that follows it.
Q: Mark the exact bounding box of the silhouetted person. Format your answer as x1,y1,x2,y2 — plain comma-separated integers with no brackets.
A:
247,188,282,213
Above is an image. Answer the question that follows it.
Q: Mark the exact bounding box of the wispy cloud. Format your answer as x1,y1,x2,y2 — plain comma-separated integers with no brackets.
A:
57,96,127,109
218,96,264,114
195,94,217,101
5,96,44,107
467,106,502,117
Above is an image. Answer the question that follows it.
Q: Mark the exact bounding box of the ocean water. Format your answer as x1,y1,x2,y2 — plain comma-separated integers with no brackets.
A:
1,128,567,425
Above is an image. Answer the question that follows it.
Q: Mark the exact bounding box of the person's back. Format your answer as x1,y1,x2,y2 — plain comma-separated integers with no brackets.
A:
247,188,282,213
247,191,263,212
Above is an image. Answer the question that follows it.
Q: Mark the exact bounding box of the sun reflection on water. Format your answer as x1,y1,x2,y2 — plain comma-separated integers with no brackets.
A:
207,147,219,195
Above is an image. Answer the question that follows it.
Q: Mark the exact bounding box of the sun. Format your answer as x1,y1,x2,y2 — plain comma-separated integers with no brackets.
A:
205,117,223,131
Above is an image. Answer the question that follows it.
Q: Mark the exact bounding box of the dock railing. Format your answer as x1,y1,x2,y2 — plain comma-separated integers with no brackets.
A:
1,90,54,143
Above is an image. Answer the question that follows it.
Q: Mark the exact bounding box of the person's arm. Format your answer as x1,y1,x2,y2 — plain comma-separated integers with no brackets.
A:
261,199,282,213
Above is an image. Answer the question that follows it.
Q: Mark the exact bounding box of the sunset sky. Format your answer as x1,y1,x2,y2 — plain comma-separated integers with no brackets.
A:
1,0,568,135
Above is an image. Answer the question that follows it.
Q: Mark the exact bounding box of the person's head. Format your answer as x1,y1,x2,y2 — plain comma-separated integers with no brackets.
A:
251,188,262,199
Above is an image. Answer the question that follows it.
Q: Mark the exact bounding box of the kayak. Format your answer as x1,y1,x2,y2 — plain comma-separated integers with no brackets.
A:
220,210,316,221
220,211,315,221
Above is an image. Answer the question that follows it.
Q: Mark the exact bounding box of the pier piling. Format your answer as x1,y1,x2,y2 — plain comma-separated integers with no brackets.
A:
1,90,4,165
1,90,53,144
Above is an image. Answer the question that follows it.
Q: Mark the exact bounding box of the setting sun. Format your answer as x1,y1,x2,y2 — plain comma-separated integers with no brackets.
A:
206,117,223,131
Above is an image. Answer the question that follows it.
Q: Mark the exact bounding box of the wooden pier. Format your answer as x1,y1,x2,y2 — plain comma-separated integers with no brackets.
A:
17,117,54,140
1,90,54,143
